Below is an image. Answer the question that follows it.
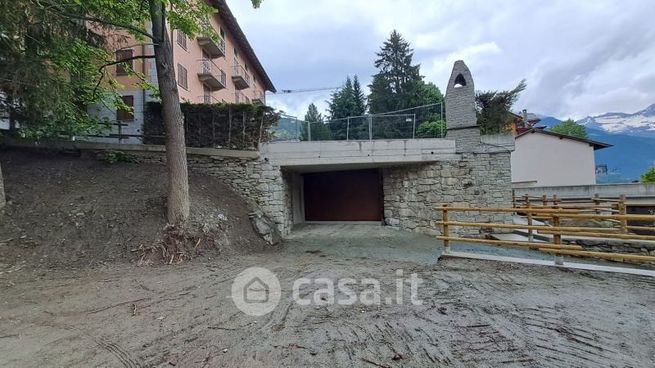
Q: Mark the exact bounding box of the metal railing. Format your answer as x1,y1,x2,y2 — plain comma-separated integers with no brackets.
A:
198,95,220,104
198,59,226,86
253,90,265,103
271,103,446,142
232,64,250,85
235,91,249,104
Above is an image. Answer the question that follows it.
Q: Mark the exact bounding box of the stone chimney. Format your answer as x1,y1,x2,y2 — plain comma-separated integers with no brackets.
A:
445,60,480,152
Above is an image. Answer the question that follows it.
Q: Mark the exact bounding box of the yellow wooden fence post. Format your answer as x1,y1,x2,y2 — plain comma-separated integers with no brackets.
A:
619,194,628,234
442,204,450,253
526,198,534,242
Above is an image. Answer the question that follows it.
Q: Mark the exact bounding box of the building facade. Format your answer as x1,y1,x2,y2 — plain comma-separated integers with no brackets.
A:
511,129,611,187
89,0,275,143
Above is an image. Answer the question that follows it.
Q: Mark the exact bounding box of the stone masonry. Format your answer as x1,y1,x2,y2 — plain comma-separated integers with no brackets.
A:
125,150,294,236
384,60,514,235
383,151,512,235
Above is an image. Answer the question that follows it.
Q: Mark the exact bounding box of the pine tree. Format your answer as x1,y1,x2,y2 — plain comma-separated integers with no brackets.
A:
368,30,443,114
304,103,323,123
352,76,367,116
303,102,331,141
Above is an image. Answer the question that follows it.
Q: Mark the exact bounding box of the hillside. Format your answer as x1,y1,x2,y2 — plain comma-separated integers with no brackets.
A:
538,115,655,182
0,148,267,268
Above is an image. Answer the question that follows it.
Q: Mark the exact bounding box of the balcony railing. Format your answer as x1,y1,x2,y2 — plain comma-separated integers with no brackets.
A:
252,90,265,104
198,94,220,104
235,91,250,104
197,59,226,90
197,35,226,58
231,64,250,90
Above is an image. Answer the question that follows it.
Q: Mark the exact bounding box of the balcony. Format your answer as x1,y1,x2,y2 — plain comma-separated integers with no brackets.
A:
197,59,226,90
197,35,226,58
231,64,250,90
198,94,220,104
252,90,265,104
235,91,250,104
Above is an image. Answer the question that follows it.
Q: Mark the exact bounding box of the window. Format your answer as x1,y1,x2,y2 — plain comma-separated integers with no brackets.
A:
177,30,187,50
116,95,134,121
177,63,188,90
219,27,225,39
115,49,133,76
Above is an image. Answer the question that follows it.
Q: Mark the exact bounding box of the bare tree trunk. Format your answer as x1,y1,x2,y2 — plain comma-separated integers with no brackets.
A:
0,162,5,210
149,0,189,224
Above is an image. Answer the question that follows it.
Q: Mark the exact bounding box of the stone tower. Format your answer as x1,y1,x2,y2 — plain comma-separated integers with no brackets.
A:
445,60,480,151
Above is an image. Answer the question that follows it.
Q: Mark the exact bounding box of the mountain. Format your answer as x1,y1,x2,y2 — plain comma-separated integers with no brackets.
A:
536,115,655,183
576,103,655,138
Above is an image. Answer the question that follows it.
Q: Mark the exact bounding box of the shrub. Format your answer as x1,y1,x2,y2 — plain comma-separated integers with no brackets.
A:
416,120,447,138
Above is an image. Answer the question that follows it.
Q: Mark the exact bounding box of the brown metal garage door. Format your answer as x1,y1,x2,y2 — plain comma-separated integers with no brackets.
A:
303,169,383,221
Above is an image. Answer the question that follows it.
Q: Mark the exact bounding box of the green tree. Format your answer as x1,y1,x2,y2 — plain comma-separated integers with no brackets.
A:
640,167,655,183
368,30,443,114
5,0,263,224
327,76,366,120
475,80,526,134
326,76,367,139
0,1,113,138
304,103,323,123
551,119,589,139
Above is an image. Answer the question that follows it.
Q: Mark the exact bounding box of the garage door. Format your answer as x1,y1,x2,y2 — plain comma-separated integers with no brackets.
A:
303,169,383,221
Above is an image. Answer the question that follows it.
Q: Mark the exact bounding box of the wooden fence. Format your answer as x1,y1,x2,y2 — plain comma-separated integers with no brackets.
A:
436,205,655,265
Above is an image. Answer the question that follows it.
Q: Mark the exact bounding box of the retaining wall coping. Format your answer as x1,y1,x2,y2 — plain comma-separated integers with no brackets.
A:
0,137,260,159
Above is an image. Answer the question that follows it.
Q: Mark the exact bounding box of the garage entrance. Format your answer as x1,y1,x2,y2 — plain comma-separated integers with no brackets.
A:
303,169,383,222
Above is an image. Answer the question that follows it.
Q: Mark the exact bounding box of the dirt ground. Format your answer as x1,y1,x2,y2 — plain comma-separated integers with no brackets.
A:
1,149,655,367
1,249,654,367
0,148,267,267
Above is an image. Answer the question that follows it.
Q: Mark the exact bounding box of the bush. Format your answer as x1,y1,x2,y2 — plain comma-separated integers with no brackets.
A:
641,167,655,183
416,120,447,138
144,102,280,150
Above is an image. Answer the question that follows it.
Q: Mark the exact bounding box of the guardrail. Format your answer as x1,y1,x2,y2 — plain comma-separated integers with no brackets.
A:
436,205,655,264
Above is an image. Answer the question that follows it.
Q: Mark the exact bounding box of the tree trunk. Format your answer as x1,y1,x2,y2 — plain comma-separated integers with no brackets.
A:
0,162,5,210
149,0,190,224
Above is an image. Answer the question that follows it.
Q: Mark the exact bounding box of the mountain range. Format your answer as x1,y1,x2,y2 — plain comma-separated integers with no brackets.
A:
536,104,655,183
577,104,655,138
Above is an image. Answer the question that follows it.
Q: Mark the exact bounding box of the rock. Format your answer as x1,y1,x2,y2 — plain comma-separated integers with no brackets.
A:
249,209,281,245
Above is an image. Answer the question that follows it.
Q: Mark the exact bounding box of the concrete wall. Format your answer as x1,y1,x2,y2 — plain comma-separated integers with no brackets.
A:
515,183,655,205
260,139,457,168
511,132,597,186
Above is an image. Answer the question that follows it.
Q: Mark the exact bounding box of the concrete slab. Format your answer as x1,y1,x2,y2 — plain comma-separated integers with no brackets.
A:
283,224,442,265
443,251,655,277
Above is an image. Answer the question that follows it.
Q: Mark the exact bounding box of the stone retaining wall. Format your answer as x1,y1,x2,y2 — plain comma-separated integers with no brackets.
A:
97,149,293,236
383,151,512,236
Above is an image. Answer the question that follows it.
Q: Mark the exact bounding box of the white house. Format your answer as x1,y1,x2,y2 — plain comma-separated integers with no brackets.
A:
511,128,611,187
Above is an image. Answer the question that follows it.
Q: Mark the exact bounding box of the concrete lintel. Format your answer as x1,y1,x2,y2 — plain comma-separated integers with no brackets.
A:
260,139,457,167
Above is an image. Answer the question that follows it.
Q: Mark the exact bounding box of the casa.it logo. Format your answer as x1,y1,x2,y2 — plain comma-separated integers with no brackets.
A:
231,267,281,316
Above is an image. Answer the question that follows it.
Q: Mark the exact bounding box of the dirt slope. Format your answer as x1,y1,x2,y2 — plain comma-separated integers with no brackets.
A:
0,148,267,268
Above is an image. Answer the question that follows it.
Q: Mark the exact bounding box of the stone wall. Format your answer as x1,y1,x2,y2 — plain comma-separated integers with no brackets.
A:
383,151,512,236
105,149,293,236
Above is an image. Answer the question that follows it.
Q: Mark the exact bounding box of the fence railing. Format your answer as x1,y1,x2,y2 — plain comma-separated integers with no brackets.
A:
436,205,655,265
512,193,655,235
271,103,445,142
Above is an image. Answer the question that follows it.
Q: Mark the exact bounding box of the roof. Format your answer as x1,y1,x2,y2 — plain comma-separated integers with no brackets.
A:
516,128,612,150
209,0,276,92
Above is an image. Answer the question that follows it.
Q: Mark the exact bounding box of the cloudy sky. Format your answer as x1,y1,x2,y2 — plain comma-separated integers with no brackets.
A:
229,0,655,120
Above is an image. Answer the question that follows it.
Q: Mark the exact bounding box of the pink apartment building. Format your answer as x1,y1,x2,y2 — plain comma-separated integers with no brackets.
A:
90,0,276,143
